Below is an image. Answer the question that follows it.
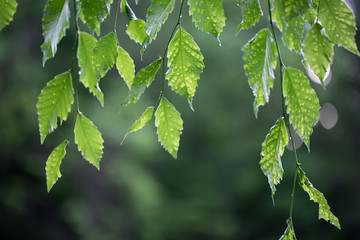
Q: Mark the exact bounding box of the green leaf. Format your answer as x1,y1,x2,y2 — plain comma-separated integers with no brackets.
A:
122,106,155,144
166,27,204,103
116,46,135,89
242,28,277,117
298,167,341,229
188,0,226,37
303,23,334,85
236,0,262,33
92,32,118,79
79,0,113,35
283,68,320,149
155,98,183,158
279,222,297,240
77,32,104,106
74,113,104,170
0,0,17,31
281,0,311,21
37,72,74,144
260,118,289,197
46,140,68,192
271,0,284,32
41,0,70,66
303,3,318,25
123,59,161,105
318,0,359,55
127,19,148,44
283,16,304,53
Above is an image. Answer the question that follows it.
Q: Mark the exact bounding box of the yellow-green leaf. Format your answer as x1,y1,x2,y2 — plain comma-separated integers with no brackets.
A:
126,19,148,44
271,0,284,32
79,0,113,35
279,222,297,240
283,16,304,53
0,0,17,31
116,46,135,89
37,71,74,144
46,140,68,192
281,0,310,21
236,0,262,33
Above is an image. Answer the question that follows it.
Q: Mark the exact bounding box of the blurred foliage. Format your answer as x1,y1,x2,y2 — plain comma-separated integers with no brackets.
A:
0,0,360,239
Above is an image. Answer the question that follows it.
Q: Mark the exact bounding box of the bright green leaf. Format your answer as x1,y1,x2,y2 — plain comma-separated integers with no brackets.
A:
126,19,148,44
283,68,320,149
74,113,104,170
155,98,183,158
166,27,204,102
303,3,318,25
46,140,68,192
303,23,334,84
242,28,277,117
298,167,341,229
283,16,305,53
260,118,288,197
318,0,359,55
37,71,74,144
79,0,113,35
123,59,162,105
0,0,17,31
271,0,284,32
279,222,297,240
41,0,70,66
188,0,226,37
116,46,135,89
77,32,104,106
236,0,262,33
281,0,310,21
122,106,155,144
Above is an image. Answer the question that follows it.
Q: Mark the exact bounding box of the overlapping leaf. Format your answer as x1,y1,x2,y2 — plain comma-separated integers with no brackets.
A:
37,71,74,144
116,46,135,89
283,16,304,53
155,98,183,158
74,113,104,170
166,27,204,103
298,167,341,229
46,140,68,192
124,59,162,105
279,222,297,240
280,0,310,21
41,0,70,66
79,0,113,35
318,0,359,55
303,23,334,84
188,0,226,37
271,0,284,32
236,0,262,33
0,0,17,31
242,28,277,117
283,68,320,149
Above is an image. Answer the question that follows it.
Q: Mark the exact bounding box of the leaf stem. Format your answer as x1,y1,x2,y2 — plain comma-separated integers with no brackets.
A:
114,0,121,32
71,0,80,112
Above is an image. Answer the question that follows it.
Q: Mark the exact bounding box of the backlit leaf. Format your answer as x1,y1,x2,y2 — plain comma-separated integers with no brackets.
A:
0,0,17,31
281,0,310,21
155,98,183,158
46,140,68,192
188,0,226,37
303,23,334,85
318,0,359,55
279,222,297,240
242,28,277,117
298,167,341,229
116,46,135,89
37,71,74,144
283,16,304,53
236,0,262,33
41,0,70,66
271,0,284,32
166,27,204,102
79,0,113,35
260,118,288,197
74,113,104,170
127,19,148,44
283,68,320,149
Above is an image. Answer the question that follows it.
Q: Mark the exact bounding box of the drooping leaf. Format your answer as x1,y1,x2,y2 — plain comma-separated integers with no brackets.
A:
242,28,277,117
303,2,318,26
279,222,297,240
280,0,311,21
0,0,17,31
318,0,359,55
298,167,341,229
79,0,113,35
41,0,70,66
271,0,284,32
260,118,289,197
155,98,183,158
77,32,104,106
116,46,135,89
122,106,155,144
37,72,74,144
303,23,334,85
166,27,204,103
236,0,262,33
283,68,320,149
74,113,104,170
127,19,148,44
283,16,304,53
123,59,162,105
46,140,68,192
188,0,226,37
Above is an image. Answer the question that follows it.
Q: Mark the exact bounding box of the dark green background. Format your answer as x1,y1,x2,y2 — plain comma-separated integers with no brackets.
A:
1,0,359,239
